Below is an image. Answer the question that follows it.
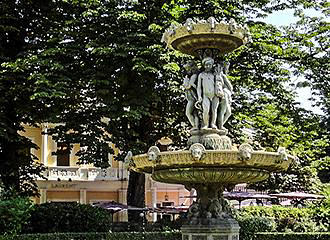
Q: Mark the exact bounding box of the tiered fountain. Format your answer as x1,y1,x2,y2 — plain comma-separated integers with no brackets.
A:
126,17,293,240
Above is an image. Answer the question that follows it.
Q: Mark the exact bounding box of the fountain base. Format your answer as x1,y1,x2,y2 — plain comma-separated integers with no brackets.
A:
181,184,240,240
181,220,240,240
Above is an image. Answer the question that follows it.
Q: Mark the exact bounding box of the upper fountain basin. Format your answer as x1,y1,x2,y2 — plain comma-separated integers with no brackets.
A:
162,18,250,57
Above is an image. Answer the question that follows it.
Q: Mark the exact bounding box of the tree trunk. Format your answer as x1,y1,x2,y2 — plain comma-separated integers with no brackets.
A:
0,137,21,193
127,171,145,223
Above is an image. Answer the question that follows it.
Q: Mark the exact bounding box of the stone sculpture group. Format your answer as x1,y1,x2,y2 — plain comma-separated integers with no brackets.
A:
183,57,233,132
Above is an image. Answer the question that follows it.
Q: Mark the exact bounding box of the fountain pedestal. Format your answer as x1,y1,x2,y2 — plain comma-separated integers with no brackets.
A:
181,221,240,240
181,183,239,240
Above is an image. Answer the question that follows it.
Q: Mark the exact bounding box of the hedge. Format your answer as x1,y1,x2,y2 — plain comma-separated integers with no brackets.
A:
22,202,112,233
256,232,330,240
236,216,274,240
2,232,330,240
237,206,329,232
0,197,33,235
0,232,181,240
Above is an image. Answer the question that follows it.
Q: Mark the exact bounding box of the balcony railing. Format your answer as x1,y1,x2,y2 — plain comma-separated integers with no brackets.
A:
46,166,128,181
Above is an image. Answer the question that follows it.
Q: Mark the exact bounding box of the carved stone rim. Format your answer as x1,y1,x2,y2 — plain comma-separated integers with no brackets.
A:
163,22,248,57
131,149,294,174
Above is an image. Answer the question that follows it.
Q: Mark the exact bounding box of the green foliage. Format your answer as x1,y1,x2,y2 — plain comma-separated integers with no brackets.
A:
22,202,112,233
236,216,275,240
0,232,181,240
231,16,328,192
312,157,330,183
308,186,330,231
0,0,49,196
256,232,330,240
238,206,329,233
0,195,33,236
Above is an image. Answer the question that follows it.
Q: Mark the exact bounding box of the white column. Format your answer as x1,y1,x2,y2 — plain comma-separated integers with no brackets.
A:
41,125,48,166
80,189,87,204
151,187,157,222
40,189,47,204
118,161,123,179
118,189,128,222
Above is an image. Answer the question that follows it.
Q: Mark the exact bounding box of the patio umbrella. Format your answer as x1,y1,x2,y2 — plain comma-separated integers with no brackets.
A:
93,201,150,212
224,191,275,208
269,192,324,207
269,192,324,200
93,201,127,213
180,192,275,208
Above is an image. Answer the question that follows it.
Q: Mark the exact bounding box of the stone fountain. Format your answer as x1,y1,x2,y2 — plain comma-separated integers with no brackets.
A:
125,17,293,240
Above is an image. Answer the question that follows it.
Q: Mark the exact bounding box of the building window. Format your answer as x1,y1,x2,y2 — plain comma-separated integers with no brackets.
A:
57,143,70,166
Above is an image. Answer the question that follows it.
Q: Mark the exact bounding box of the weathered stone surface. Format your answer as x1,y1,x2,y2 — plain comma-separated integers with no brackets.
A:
181,221,240,240
183,56,233,148
131,149,294,177
162,18,250,57
151,167,269,185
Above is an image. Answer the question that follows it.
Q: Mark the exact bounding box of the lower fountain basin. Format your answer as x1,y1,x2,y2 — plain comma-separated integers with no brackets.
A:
151,167,269,185
131,150,293,185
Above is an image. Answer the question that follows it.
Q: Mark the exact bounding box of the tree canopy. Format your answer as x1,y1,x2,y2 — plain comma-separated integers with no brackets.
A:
0,0,328,203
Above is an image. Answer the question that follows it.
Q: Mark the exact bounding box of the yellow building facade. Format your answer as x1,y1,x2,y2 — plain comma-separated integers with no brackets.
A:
21,124,191,222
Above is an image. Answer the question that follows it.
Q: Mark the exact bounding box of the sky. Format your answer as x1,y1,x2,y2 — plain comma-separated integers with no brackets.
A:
260,9,325,114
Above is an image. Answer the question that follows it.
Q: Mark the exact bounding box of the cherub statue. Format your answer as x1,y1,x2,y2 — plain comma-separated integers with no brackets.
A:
165,22,180,37
183,61,199,130
217,62,233,130
187,201,200,224
196,57,219,129
208,198,222,218
207,16,217,30
243,24,252,42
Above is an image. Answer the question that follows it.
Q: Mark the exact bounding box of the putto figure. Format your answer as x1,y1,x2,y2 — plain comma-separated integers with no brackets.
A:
197,57,220,129
183,61,199,130
217,62,233,130
183,56,233,135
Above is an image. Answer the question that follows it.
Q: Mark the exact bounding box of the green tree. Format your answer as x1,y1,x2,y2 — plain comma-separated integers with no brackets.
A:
0,0,51,196
241,7,330,192
283,11,330,185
